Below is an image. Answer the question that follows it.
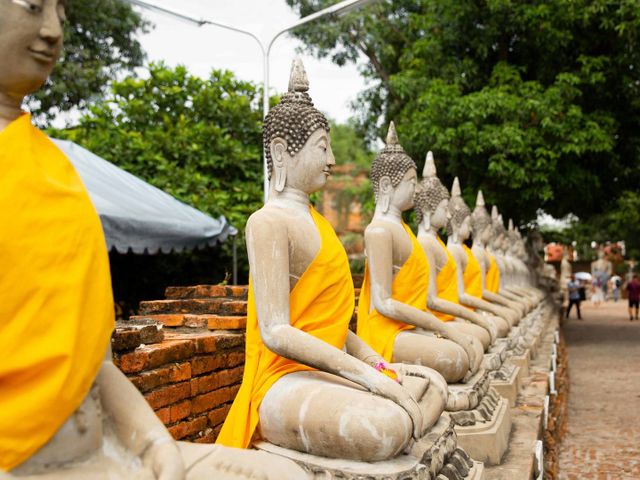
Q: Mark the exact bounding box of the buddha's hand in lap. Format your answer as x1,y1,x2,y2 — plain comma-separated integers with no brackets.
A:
446,328,482,375
368,368,424,440
142,438,185,480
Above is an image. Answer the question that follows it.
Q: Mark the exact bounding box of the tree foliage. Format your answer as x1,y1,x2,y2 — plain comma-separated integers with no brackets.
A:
30,0,148,124
50,63,265,281
286,0,640,226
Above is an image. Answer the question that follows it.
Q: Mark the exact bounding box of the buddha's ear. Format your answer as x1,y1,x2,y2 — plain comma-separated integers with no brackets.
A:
379,175,392,213
271,138,287,192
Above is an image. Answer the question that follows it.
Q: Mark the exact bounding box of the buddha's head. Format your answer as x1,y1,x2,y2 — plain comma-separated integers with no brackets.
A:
264,58,332,195
471,190,493,246
491,208,507,252
447,177,471,242
370,122,417,213
0,0,65,100
507,219,520,256
414,151,449,230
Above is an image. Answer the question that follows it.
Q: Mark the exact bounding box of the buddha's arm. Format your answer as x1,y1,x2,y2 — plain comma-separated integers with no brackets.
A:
98,350,185,480
247,217,423,437
366,228,480,373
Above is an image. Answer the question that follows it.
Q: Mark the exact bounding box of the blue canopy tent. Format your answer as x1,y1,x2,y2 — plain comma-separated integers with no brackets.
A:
51,138,238,281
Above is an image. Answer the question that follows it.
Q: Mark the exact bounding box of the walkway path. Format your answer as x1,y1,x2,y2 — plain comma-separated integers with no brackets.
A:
559,300,640,479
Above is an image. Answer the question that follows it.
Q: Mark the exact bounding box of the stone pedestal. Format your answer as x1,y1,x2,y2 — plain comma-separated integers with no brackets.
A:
256,417,484,479
508,350,530,379
452,393,512,466
489,362,521,407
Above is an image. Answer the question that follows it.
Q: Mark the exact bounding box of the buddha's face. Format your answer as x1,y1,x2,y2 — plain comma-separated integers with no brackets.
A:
430,198,449,230
279,128,335,194
480,224,493,245
392,168,417,211
457,215,471,241
0,0,65,98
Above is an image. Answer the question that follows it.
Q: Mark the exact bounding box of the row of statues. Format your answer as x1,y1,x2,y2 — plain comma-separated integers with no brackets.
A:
0,0,548,476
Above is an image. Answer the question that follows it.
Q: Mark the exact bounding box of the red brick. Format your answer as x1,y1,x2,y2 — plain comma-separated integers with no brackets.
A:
155,407,170,425
170,400,192,423
212,424,223,442
131,314,185,327
169,362,192,382
144,382,191,409
194,429,217,444
193,366,244,395
184,315,208,328
146,340,194,369
226,286,249,299
214,333,245,351
220,300,247,315
168,416,208,440
139,299,228,315
192,385,241,415
118,349,149,373
207,315,247,330
207,404,232,427
111,328,142,352
191,352,244,375
195,285,228,297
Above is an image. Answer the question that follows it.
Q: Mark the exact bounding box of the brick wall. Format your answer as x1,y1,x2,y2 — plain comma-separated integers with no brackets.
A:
112,285,248,443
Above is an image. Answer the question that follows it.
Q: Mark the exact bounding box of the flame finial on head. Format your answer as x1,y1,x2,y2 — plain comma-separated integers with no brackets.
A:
476,190,485,208
491,205,499,220
288,57,309,93
386,121,399,145
423,151,437,178
508,218,514,232
451,177,462,197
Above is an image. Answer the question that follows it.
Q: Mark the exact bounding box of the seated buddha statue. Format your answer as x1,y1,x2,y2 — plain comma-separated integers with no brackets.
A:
357,126,482,384
444,177,510,339
0,2,304,477
216,61,451,466
413,152,500,352
489,210,536,312
506,220,544,303
470,193,525,323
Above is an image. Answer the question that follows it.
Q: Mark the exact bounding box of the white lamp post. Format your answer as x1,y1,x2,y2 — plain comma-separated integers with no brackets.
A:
124,0,379,202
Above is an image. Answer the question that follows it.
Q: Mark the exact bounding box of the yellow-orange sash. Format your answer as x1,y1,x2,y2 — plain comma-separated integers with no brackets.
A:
356,222,427,361
486,251,501,293
0,114,114,470
462,244,483,303
216,207,354,448
432,236,459,322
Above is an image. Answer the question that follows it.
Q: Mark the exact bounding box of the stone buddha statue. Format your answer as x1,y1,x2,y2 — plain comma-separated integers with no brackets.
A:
591,248,612,290
469,192,524,323
506,220,544,303
444,177,510,339
489,210,536,311
216,63,472,479
413,153,497,353
357,127,482,385
0,2,304,477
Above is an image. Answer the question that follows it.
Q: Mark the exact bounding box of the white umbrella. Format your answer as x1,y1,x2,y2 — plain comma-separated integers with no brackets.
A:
574,272,592,281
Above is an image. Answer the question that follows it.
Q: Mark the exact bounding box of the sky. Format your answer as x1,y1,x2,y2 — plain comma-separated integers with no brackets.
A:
132,0,368,124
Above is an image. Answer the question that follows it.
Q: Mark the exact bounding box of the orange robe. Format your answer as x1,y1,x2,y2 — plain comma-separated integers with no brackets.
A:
0,114,114,470
357,222,427,361
431,236,459,322
216,207,354,448
462,244,483,304
486,251,501,293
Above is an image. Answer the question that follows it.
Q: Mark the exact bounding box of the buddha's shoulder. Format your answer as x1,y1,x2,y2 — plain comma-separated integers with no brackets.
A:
246,205,310,233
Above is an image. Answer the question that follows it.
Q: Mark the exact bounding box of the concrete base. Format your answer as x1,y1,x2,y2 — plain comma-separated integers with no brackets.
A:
454,394,512,466
490,362,521,407
508,349,530,381
255,417,480,480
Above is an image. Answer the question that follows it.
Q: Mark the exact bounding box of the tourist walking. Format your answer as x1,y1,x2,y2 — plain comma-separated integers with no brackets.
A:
626,274,640,321
610,275,622,302
566,274,582,320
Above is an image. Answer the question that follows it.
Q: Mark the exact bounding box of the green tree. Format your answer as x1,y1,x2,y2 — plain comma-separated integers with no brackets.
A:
50,63,264,281
286,0,640,226
30,0,148,125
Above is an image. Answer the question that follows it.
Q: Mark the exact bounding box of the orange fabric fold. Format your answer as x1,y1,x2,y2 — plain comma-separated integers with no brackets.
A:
462,244,483,303
356,222,427,361
431,236,459,322
216,207,354,448
0,114,114,471
486,251,501,293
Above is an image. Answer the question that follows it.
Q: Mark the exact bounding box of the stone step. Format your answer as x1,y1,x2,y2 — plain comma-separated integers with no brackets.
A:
139,298,247,316
130,314,247,331
165,285,248,300
112,319,165,352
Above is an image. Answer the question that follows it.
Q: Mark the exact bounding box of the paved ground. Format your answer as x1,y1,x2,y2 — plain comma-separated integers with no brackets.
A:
559,300,640,479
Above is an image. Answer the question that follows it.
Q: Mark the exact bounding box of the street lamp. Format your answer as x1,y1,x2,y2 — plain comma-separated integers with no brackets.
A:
124,0,379,202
